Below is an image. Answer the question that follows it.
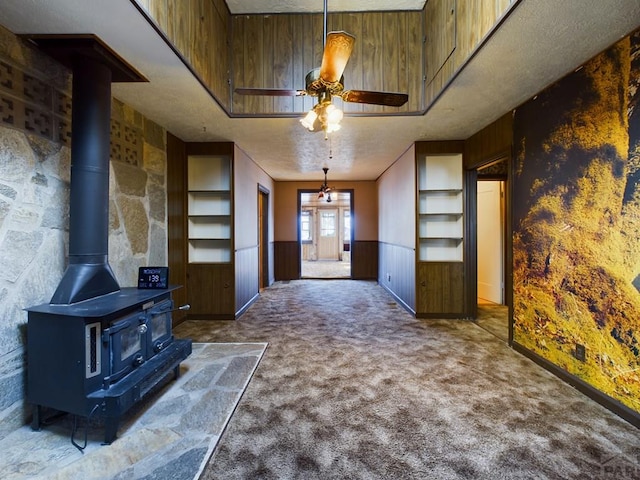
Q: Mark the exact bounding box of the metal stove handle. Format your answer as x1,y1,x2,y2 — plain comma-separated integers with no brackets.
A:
151,304,190,316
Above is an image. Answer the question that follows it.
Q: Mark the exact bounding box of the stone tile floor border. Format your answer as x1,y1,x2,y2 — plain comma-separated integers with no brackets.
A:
0,342,267,480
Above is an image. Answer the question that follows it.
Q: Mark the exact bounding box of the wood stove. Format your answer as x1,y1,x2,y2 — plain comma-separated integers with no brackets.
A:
27,288,191,444
23,35,192,444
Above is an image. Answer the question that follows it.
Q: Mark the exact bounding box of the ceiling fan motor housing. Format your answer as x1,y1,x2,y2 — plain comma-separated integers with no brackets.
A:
305,67,345,99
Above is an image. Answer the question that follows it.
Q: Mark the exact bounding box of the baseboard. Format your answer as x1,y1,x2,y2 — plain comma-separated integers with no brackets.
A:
236,292,260,318
379,282,415,316
512,342,640,429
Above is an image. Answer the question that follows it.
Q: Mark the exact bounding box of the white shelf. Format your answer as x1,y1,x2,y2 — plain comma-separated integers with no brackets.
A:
188,239,231,263
418,190,463,214
419,214,463,238
419,238,463,261
188,192,230,215
187,155,232,264
188,216,231,239
417,154,463,262
188,155,230,190
417,154,462,190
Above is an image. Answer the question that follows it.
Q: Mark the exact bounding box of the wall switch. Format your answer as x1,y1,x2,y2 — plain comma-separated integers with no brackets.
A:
575,344,586,361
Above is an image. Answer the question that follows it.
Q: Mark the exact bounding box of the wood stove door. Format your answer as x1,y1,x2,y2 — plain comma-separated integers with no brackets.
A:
106,312,148,385
146,299,173,358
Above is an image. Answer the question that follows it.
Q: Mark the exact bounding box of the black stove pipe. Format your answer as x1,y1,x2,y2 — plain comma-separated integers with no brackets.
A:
50,56,120,304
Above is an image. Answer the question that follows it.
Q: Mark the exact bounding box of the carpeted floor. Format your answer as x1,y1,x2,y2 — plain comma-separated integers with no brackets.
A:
475,303,509,343
175,280,640,480
0,343,266,480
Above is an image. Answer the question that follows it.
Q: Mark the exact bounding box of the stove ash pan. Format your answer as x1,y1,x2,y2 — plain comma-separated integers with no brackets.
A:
26,287,192,444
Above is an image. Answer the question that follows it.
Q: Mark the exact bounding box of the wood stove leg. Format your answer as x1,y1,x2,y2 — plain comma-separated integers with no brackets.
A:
103,418,119,445
174,364,181,379
31,405,42,431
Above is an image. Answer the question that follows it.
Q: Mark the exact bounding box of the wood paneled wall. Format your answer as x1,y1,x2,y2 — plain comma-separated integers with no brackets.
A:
235,246,259,316
379,242,416,313
166,132,188,324
425,0,515,108
416,262,464,317
187,263,235,319
231,11,424,115
464,112,513,169
351,240,378,279
134,0,231,109
415,140,465,156
274,241,300,280
135,1,515,120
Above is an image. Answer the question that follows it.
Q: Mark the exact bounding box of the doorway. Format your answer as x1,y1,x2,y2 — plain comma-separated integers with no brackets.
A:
299,190,352,279
258,185,269,290
477,180,504,304
474,162,509,343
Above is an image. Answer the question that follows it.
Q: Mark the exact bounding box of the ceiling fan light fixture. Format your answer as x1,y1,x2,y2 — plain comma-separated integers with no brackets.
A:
301,102,343,135
300,109,318,131
325,104,343,123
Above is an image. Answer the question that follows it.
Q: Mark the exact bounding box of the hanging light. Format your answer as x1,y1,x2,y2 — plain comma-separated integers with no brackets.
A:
318,167,332,201
300,109,318,131
300,91,343,138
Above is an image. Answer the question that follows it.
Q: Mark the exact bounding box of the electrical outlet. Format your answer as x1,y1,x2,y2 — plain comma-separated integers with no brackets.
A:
575,344,586,361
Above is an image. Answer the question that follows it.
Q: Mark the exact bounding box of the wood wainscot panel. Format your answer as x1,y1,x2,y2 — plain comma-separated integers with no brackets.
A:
351,241,378,279
379,242,416,313
187,263,235,319
416,262,465,317
235,246,260,316
274,241,300,280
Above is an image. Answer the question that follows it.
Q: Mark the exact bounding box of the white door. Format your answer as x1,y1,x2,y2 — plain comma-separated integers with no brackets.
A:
477,181,504,303
317,209,339,260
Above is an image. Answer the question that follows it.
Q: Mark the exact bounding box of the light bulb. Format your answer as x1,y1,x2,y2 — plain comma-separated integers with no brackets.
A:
300,110,317,130
325,104,343,124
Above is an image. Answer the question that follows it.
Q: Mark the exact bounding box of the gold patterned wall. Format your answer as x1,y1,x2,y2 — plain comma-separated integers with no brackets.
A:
512,29,640,414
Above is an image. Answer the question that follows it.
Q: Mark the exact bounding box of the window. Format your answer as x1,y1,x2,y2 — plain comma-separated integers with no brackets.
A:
301,210,312,242
320,211,336,237
344,210,351,241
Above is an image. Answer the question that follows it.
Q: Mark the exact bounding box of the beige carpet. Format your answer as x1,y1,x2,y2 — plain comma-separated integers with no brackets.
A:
0,343,266,480
175,280,640,480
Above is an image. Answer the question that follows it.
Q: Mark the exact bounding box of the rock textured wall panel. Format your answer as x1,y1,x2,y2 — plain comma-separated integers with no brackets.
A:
0,25,168,435
513,28,640,414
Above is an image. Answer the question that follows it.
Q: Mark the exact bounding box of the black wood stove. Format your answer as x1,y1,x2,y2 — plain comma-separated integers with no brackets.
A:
27,288,191,444
23,35,191,444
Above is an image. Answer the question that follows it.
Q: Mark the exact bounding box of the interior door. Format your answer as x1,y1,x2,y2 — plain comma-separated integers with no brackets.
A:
317,209,339,260
477,180,504,303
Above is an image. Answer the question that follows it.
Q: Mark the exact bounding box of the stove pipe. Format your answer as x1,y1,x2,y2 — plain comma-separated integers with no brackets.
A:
50,56,120,304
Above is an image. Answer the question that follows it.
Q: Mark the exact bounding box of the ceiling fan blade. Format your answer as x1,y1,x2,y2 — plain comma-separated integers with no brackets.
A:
341,90,409,107
234,88,307,97
319,31,355,84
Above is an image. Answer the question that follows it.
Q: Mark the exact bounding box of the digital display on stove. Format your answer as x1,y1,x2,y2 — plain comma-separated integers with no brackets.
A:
138,267,168,289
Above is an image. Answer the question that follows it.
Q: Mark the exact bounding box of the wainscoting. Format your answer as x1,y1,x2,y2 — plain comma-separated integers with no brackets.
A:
274,241,300,281
378,242,416,313
351,240,378,280
235,246,259,316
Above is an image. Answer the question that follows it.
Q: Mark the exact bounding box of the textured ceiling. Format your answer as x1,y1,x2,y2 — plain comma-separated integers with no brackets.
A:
0,1,639,181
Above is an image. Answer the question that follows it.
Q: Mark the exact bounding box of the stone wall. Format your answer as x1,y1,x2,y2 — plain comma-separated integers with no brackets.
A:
0,25,168,435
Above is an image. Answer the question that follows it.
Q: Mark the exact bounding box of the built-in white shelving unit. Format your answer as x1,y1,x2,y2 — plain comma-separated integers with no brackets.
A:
187,155,232,263
417,154,464,261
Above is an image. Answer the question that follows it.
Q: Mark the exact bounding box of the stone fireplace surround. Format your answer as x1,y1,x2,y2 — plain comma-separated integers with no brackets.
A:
0,25,169,436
